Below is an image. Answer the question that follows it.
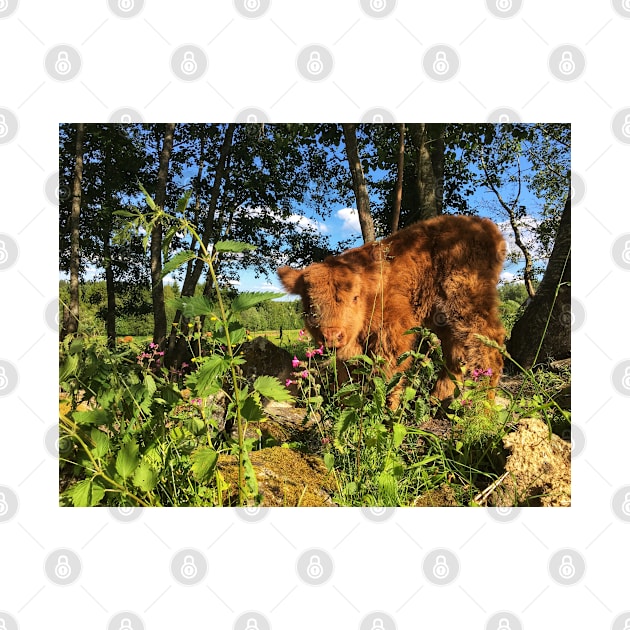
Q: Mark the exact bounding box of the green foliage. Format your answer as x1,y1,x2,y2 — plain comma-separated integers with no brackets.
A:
60,192,295,507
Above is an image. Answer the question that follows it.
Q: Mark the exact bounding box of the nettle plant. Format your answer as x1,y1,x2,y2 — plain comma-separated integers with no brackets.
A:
59,188,292,507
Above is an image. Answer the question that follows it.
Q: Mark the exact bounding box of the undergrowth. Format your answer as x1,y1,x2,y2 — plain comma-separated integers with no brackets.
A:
59,189,571,508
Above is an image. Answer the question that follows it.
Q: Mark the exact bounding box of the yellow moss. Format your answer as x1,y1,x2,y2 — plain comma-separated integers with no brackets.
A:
413,484,460,507
217,446,335,507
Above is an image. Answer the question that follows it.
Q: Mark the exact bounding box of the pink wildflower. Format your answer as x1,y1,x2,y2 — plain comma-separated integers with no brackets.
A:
300,370,309,379
472,367,493,381
298,329,305,337
285,379,294,387
292,356,300,368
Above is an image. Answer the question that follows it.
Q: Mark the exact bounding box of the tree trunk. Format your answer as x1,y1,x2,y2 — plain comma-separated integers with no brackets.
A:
103,224,117,348
342,123,376,243
166,123,236,367
151,123,175,347
506,193,571,369
408,123,437,222
61,123,84,340
103,142,117,349
391,123,405,234
429,123,444,215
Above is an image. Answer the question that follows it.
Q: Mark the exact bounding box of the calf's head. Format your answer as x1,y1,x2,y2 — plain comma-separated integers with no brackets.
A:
278,261,370,358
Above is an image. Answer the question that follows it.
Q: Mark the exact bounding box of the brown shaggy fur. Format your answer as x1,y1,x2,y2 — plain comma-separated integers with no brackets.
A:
278,215,506,401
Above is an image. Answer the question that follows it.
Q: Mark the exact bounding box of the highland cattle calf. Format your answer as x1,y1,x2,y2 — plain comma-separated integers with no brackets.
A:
277,215,506,402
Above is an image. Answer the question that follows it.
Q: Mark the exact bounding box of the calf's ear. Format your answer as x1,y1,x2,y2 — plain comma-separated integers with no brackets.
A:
277,266,305,295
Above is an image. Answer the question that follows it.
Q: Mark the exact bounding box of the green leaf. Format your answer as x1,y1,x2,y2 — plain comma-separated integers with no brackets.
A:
138,181,157,211
242,450,260,501
183,415,205,435
373,376,386,410
59,353,79,382
392,423,407,449
254,376,294,402
169,295,215,318
190,447,219,484
113,209,138,218
175,189,193,214
192,355,229,396
132,461,158,492
90,429,110,458
69,339,83,355
240,392,265,422
143,373,157,397
231,292,286,313
72,409,111,426
335,409,357,437
116,440,139,479
378,471,397,502
66,479,106,507
161,250,197,279
323,452,335,472
214,240,257,253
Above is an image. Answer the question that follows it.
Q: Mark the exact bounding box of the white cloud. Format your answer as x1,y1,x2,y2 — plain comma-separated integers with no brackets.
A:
336,207,361,233
237,205,327,234
287,213,328,233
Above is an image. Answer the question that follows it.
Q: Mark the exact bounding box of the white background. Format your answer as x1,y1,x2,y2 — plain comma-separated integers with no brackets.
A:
0,1,629,628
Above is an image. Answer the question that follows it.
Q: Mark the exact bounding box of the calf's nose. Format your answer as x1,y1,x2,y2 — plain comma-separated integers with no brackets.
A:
321,327,345,347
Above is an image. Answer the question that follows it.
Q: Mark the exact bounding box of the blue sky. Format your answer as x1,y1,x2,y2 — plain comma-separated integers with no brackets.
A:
229,197,535,298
